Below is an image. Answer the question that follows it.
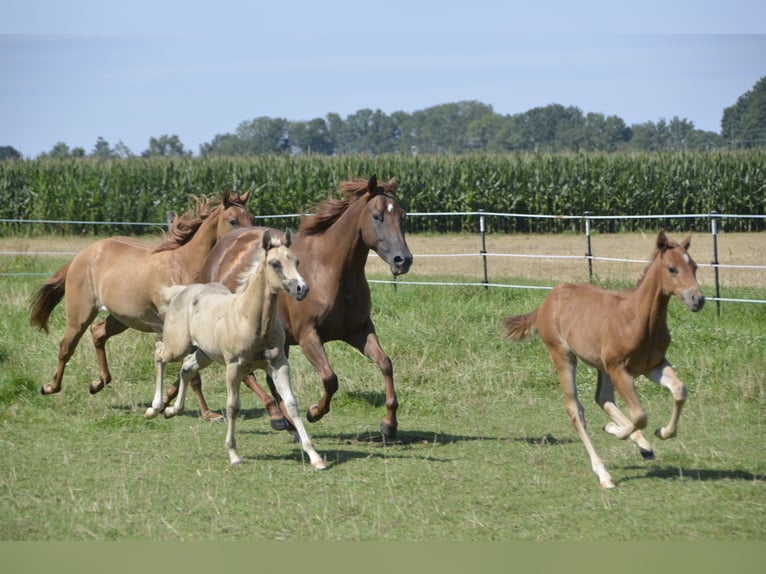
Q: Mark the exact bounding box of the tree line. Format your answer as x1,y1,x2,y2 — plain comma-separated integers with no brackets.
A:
2,77,765,161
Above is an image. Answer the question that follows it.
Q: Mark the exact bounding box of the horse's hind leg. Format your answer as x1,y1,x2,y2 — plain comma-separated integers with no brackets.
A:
550,348,615,488
41,309,99,395
164,351,207,419
145,341,168,419
595,371,655,459
89,314,129,394
646,359,687,440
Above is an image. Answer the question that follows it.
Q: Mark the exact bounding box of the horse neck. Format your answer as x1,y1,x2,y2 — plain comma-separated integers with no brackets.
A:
304,201,371,277
235,264,281,335
173,216,221,275
632,257,671,334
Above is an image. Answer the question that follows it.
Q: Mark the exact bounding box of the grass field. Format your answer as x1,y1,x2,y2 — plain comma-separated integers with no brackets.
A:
0,233,764,541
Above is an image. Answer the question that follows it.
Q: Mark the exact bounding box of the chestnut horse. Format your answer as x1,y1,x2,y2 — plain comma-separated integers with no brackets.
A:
167,175,413,438
29,190,254,398
503,231,705,488
148,230,326,469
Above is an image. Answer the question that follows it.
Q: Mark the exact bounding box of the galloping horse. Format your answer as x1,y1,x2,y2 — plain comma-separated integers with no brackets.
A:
149,230,326,469
167,175,413,438
29,191,254,399
503,231,705,488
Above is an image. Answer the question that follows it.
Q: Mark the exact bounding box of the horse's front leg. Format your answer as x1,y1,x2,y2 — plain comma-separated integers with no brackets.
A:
647,359,687,440
267,354,327,470
602,367,648,441
244,372,293,431
299,331,338,426
224,363,244,465
346,321,398,440
595,370,655,459
89,314,129,394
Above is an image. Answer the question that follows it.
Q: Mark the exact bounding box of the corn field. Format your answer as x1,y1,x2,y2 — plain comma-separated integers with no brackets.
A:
1,151,764,235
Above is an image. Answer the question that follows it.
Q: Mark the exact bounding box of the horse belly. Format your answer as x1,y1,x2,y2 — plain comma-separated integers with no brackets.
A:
539,284,611,369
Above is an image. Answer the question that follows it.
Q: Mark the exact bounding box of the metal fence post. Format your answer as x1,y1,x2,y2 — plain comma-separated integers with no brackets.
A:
479,209,489,289
711,211,721,316
584,211,593,283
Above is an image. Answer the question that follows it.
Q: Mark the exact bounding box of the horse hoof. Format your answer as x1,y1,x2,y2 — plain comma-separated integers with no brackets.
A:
380,421,397,440
640,448,655,460
271,417,297,433
312,460,328,470
88,381,104,395
306,405,320,424
202,411,225,422
601,479,617,489
270,417,288,431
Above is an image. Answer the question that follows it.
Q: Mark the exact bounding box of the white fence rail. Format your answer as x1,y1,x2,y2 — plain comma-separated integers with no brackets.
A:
2,211,764,314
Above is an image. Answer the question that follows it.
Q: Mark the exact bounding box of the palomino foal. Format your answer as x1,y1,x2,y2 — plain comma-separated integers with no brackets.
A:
503,230,704,488
147,230,326,469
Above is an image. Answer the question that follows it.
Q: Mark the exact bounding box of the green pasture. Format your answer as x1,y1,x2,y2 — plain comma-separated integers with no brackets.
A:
0,257,764,541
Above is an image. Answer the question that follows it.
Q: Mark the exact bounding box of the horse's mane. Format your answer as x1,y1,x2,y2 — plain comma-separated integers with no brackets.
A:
153,191,238,253
234,257,262,295
298,177,398,236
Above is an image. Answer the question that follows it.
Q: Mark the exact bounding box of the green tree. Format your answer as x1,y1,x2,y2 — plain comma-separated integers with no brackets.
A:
46,141,73,159
141,134,186,157
0,145,22,160
91,137,114,159
721,76,766,148
236,117,290,154
289,118,334,155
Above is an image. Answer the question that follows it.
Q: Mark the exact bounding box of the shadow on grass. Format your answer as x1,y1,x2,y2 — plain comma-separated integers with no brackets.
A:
620,465,764,483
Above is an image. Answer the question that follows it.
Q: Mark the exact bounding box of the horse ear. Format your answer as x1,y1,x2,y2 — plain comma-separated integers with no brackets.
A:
681,232,692,251
367,174,378,194
261,230,272,250
656,229,669,251
387,177,397,192
221,187,231,204
238,189,251,205
284,228,293,248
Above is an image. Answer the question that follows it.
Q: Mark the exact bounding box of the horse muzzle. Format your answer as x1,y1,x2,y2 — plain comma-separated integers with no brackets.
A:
290,281,310,301
681,288,705,312
389,252,413,276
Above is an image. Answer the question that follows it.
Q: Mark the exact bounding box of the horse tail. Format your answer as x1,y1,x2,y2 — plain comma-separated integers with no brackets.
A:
29,261,70,333
502,309,539,343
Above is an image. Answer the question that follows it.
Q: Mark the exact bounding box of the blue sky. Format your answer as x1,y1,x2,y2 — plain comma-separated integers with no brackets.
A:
2,1,765,157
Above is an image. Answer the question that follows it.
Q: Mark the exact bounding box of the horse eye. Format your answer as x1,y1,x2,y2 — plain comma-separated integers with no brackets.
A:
668,265,678,275
229,218,240,227
372,212,384,222
270,260,282,269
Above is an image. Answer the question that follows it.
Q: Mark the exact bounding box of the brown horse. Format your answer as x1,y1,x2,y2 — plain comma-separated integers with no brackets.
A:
503,230,705,488
167,175,413,438
29,190,254,398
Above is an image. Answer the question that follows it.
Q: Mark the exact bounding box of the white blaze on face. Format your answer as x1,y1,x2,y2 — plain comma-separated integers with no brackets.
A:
387,202,394,214
683,253,690,263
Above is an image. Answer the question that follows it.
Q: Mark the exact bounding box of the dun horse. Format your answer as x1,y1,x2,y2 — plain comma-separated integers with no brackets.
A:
167,175,413,439
503,231,705,488
29,191,254,398
148,230,326,469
